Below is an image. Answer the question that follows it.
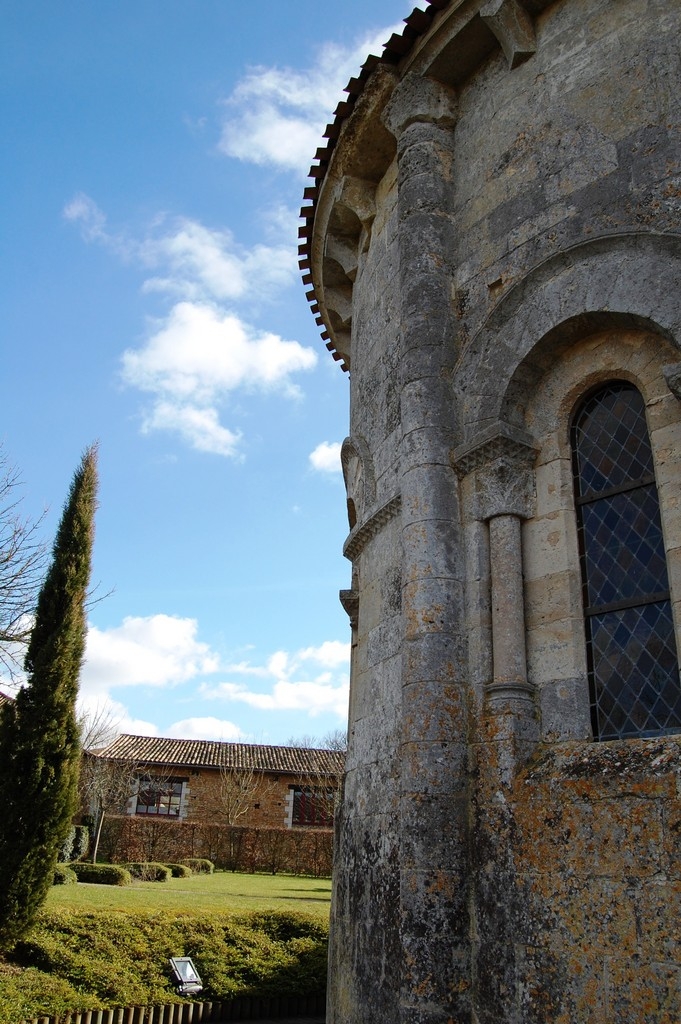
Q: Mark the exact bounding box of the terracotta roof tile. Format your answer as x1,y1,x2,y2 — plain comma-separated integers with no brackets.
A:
95,733,345,776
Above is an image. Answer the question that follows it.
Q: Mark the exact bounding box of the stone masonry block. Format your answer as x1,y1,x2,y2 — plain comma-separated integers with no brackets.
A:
401,740,468,797
400,791,469,871
402,576,466,641
402,678,467,743
403,631,467,685
604,957,681,1023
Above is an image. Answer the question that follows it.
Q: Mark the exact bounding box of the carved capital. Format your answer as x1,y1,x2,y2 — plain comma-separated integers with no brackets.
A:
452,423,537,521
382,73,458,140
476,454,535,521
339,589,359,630
480,0,536,69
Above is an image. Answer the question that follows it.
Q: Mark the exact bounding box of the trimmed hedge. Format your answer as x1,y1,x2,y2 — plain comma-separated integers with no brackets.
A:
164,862,192,878
52,865,77,886
181,857,214,874
124,861,171,882
98,818,333,876
69,863,132,886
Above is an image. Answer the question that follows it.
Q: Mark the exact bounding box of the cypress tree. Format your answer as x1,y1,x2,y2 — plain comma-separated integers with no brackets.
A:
0,445,98,947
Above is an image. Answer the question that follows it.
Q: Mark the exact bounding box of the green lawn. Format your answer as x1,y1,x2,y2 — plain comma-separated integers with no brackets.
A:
46,869,332,918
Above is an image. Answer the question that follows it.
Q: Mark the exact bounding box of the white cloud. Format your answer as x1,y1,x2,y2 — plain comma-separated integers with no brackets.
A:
166,717,245,741
81,614,220,695
218,23,406,172
63,193,135,260
121,301,317,456
202,639,350,719
123,302,316,403
139,219,295,304
298,639,350,667
77,615,224,741
217,679,348,717
309,441,342,473
77,694,159,740
258,201,300,246
64,197,296,306
141,401,243,458
63,192,108,243
64,195,317,457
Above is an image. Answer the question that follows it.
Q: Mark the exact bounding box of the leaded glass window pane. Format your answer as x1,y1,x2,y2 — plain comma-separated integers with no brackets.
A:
292,786,333,827
580,487,668,609
136,776,185,816
571,382,681,740
588,602,680,738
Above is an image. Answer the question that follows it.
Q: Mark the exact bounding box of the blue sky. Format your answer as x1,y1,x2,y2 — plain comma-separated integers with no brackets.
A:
1,2,423,745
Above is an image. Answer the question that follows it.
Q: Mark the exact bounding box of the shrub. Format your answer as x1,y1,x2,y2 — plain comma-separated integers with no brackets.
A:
7,908,329,1013
0,966,105,1022
182,857,214,874
57,824,89,864
69,863,131,886
71,825,90,861
58,826,76,864
164,862,192,878
125,861,171,882
52,865,77,886
247,910,328,943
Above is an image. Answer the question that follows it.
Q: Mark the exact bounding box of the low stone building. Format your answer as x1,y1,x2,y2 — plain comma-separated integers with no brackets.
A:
91,733,343,830
301,0,681,1021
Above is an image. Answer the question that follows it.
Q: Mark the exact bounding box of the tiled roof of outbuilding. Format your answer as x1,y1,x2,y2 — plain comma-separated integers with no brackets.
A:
300,0,453,368
0,692,14,707
95,733,345,777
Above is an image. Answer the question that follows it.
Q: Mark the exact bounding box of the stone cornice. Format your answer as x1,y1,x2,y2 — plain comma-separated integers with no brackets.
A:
302,0,551,369
343,494,402,562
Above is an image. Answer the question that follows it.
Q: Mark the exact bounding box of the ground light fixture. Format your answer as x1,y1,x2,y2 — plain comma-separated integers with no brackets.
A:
169,956,203,995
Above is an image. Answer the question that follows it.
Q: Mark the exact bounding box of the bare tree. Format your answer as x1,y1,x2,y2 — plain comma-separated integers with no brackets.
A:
286,728,348,753
285,733,346,827
77,704,130,861
286,733,319,749
219,763,278,825
321,727,348,752
80,752,139,863
0,446,47,680
78,702,120,752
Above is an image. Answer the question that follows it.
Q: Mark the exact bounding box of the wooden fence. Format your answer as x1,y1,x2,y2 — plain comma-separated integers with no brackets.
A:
22,993,326,1024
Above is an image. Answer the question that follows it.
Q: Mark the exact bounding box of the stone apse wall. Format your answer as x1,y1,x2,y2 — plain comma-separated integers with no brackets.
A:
305,1,681,1022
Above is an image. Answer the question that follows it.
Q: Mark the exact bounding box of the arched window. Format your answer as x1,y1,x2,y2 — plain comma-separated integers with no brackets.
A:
571,382,681,739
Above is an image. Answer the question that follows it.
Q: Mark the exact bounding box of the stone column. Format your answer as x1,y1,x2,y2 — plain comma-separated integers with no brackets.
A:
489,513,529,696
453,424,538,1021
454,424,538,720
383,75,470,1024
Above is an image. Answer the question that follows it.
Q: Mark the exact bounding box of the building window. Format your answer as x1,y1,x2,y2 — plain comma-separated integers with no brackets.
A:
291,786,334,827
571,382,681,739
135,776,186,816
